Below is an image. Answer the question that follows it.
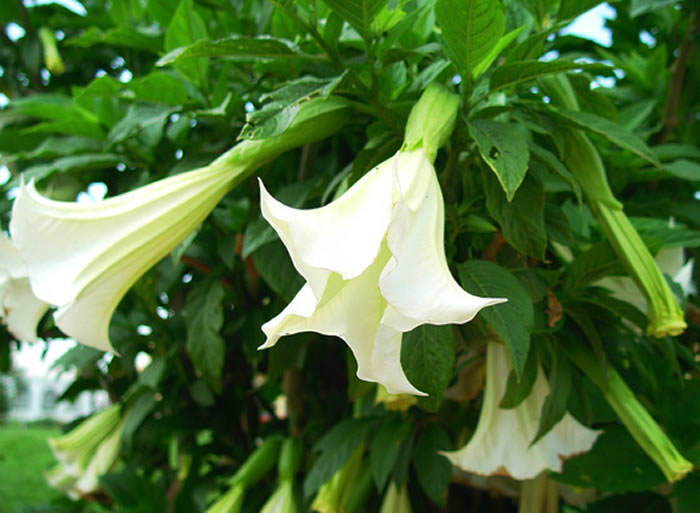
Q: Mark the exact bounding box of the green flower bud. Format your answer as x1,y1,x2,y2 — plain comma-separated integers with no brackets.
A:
403,83,460,161
38,27,64,75
563,340,693,483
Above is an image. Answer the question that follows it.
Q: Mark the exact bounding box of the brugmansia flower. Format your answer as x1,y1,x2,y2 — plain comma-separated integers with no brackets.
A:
11,161,239,352
259,85,503,395
46,404,125,499
379,482,411,513
0,231,48,342
443,343,601,480
10,97,349,352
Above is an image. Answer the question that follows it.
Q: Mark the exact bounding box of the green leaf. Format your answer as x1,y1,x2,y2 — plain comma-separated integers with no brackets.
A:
304,418,374,497
127,72,189,105
469,119,530,201
663,160,700,182
370,416,412,490
521,0,560,26
458,260,534,378
553,425,665,493
675,473,700,513
587,493,671,513
164,0,208,87
554,110,661,167
121,388,157,447
107,104,176,147
157,36,307,66
321,0,386,39
530,143,582,203
14,153,123,185
253,240,304,302
183,280,226,392
558,0,611,21
412,424,452,506
240,78,347,140
435,0,505,81
565,240,625,291
631,217,700,248
490,60,611,92
471,25,527,78
483,172,547,259
401,325,455,412
100,468,167,511
531,349,572,444
67,26,163,52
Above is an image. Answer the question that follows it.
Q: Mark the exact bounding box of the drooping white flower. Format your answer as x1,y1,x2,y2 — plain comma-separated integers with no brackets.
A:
0,232,48,342
443,342,601,480
258,149,504,395
10,162,236,352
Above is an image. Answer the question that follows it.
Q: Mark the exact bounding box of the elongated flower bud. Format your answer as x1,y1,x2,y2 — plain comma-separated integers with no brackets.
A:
38,27,64,75
562,338,692,482
540,74,686,337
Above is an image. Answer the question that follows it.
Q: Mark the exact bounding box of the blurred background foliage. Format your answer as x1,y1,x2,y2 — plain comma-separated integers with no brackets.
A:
0,0,698,512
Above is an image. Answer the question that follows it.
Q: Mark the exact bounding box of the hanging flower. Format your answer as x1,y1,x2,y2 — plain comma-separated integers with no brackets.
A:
258,149,504,395
11,161,239,352
46,404,126,499
258,84,503,395
0,232,48,342
443,343,601,480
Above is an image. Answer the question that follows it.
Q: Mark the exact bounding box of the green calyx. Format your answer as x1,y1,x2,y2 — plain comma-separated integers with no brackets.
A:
403,83,460,162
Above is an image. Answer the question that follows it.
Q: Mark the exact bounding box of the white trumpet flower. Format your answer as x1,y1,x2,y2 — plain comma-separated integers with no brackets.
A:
10,162,236,352
0,232,48,342
443,343,601,480
258,149,504,395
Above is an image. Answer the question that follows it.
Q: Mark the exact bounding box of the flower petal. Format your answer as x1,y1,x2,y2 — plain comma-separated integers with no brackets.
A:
261,242,421,393
0,235,48,342
258,157,394,296
2,277,48,343
380,160,504,332
443,343,600,479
